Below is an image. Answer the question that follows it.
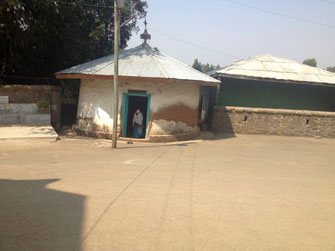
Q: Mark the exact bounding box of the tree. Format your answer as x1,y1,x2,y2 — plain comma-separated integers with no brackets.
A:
302,58,317,67
203,63,210,73
326,66,335,73
192,59,202,72
0,0,147,81
192,59,220,73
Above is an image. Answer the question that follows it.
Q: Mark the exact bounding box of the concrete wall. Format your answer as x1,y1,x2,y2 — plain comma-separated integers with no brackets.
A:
76,78,200,138
0,103,51,126
0,113,51,125
0,85,61,128
213,106,335,138
0,103,38,114
217,77,335,112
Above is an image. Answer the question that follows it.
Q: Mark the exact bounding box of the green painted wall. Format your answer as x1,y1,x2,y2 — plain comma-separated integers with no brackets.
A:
217,77,335,112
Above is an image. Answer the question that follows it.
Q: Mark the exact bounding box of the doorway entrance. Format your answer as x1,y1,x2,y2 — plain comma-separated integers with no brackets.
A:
122,93,151,138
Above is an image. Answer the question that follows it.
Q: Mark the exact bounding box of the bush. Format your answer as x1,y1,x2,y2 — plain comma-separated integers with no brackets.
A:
37,99,49,109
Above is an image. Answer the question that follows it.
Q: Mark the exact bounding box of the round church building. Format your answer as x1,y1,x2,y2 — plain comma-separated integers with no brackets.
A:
56,33,219,142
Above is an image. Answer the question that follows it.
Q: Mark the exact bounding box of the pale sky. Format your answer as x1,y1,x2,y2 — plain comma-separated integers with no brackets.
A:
127,0,335,69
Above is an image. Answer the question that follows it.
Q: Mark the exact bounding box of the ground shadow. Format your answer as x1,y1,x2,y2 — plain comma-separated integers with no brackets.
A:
212,132,236,140
211,104,237,140
197,130,236,141
118,142,196,149
0,179,85,250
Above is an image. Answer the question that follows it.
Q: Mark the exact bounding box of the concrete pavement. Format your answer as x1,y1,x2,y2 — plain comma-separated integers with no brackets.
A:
1,134,335,250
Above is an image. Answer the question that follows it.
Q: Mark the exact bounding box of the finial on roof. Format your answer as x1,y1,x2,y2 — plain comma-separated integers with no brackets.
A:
140,19,151,45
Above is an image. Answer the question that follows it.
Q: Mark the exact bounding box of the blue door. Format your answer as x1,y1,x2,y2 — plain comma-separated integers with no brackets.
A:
122,93,151,138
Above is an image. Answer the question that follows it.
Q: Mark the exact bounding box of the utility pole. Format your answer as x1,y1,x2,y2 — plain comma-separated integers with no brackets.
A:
112,0,122,149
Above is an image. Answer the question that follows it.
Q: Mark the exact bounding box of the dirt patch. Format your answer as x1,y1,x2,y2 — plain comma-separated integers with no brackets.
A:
152,104,198,127
1,135,335,250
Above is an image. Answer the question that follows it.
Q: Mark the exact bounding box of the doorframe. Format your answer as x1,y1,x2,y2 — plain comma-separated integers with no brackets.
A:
122,93,151,138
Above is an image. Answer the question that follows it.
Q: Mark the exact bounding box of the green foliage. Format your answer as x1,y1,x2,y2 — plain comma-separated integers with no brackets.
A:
37,99,49,108
326,66,335,73
0,0,147,79
192,59,202,72
60,79,80,104
302,58,317,67
192,59,221,73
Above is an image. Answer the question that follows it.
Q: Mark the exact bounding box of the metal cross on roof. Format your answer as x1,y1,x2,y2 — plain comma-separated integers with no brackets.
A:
140,19,151,45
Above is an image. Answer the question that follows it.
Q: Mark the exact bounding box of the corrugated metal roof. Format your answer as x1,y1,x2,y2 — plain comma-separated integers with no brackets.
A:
56,44,220,84
212,54,335,86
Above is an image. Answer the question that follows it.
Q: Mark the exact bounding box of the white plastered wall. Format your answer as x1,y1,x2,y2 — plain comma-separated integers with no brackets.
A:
77,78,200,135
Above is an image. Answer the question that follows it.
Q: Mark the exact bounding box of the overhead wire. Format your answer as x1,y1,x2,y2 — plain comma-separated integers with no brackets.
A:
225,0,335,29
12,0,335,64
319,0,335,4
45,0,113,9
45,0,335,29
149,27,242,60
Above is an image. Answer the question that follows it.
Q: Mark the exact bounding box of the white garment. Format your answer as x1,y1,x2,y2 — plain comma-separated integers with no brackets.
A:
133,112,143,126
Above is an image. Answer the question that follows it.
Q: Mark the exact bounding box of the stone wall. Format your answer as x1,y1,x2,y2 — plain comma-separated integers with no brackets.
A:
0,85,61,129
213,106,335,138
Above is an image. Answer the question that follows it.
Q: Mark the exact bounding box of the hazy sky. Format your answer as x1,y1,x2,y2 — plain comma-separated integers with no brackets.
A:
127,0,335,69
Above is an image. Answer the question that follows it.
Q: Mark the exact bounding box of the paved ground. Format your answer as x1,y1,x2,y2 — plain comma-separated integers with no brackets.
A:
1,134,335,250
0,125,58,139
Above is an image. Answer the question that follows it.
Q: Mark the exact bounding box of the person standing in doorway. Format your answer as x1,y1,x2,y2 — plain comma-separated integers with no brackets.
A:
132,109,143,138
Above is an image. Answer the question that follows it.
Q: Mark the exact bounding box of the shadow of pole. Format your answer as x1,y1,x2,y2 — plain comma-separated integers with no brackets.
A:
0,179,85,250
117,142,196,150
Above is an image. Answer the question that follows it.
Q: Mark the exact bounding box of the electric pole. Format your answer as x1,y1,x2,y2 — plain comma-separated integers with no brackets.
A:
112,0,121,149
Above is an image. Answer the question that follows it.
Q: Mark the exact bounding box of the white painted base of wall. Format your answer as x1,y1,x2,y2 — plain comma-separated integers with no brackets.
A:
73,125,201,142
0,113,51,125
0,103,38,113
150,119,197,135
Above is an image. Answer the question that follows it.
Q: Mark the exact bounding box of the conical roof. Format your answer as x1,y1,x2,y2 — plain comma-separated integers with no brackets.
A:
56,44,219,85
212,54,335,86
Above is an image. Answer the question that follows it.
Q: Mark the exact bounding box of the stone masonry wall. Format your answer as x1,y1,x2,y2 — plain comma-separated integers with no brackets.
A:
0,85,61,129
213,106,335,138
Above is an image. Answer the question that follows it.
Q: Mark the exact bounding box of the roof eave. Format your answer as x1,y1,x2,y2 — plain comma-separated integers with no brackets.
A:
215,73,335,88
55,73,220,86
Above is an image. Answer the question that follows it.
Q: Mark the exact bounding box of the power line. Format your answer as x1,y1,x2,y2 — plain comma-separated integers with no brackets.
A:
225,0,335,29
319,0,335,4
45,0,113,9
149,27,242,60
